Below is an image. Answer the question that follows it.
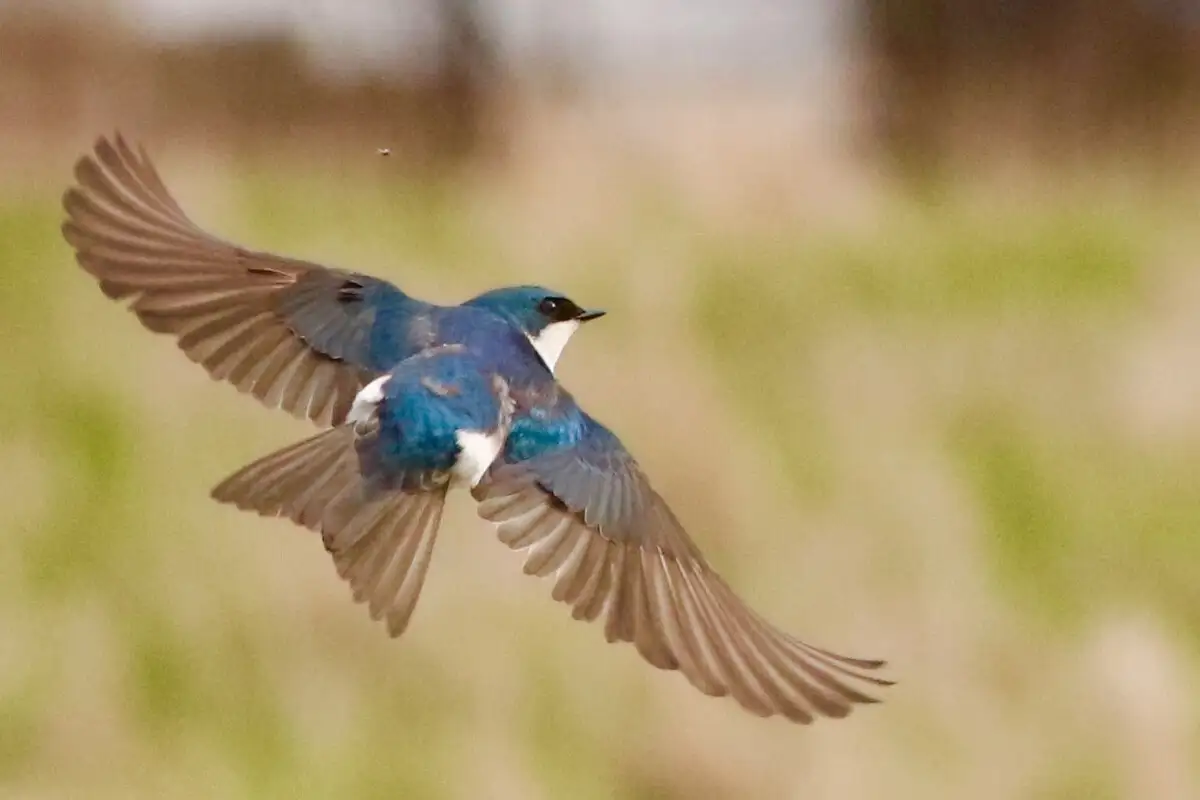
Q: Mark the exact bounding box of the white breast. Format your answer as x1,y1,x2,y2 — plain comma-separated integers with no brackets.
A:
528,320,581,372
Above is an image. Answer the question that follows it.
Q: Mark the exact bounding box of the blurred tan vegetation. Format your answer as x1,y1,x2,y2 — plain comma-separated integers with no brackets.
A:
2,3,1200,799
860,0,1200,172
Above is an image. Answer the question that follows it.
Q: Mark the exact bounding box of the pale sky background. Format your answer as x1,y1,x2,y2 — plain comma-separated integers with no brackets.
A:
114,0,848,84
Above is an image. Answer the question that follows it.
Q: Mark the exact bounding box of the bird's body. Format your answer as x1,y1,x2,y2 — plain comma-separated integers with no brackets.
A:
64,134,893,724
351,345,514,487
340,307,580,490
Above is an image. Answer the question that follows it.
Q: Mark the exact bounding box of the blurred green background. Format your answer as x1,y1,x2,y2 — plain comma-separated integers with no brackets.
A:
3,2,1200,798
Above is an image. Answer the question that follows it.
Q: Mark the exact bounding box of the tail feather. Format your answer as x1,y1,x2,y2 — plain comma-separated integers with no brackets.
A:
212,427,448,637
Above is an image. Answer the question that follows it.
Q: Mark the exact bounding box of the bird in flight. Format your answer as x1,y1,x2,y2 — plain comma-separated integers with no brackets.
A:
63,135,893,723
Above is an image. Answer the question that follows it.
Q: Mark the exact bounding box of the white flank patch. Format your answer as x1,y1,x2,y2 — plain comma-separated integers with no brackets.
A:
347,375,390,425
453,429,506,487
528,319,581,372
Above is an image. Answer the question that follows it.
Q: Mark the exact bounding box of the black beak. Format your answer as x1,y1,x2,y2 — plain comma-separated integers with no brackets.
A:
577,308,606,322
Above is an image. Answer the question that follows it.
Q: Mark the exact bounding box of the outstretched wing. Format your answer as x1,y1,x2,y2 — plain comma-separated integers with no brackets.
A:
472,411,892,724
62,133,430,426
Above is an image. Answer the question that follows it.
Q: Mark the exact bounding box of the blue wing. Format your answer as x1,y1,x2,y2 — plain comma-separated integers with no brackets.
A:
474,400,893,724
63,134,440,426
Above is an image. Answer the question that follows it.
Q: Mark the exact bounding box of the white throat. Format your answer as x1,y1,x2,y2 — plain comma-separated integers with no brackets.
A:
528,320,580,372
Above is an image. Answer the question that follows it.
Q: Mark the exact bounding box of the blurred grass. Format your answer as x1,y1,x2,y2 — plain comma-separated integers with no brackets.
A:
2,157,1199,799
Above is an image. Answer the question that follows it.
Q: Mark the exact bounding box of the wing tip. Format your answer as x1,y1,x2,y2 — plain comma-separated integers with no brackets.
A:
69,130,154,201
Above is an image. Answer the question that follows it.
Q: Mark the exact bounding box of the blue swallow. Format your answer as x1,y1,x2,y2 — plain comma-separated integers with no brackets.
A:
62,135,603,426
65,136,892,723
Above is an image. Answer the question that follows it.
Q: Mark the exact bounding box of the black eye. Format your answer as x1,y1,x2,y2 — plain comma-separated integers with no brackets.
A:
537,296,580,321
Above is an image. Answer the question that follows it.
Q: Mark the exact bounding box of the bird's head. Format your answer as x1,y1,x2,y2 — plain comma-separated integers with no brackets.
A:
465,285,605,371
